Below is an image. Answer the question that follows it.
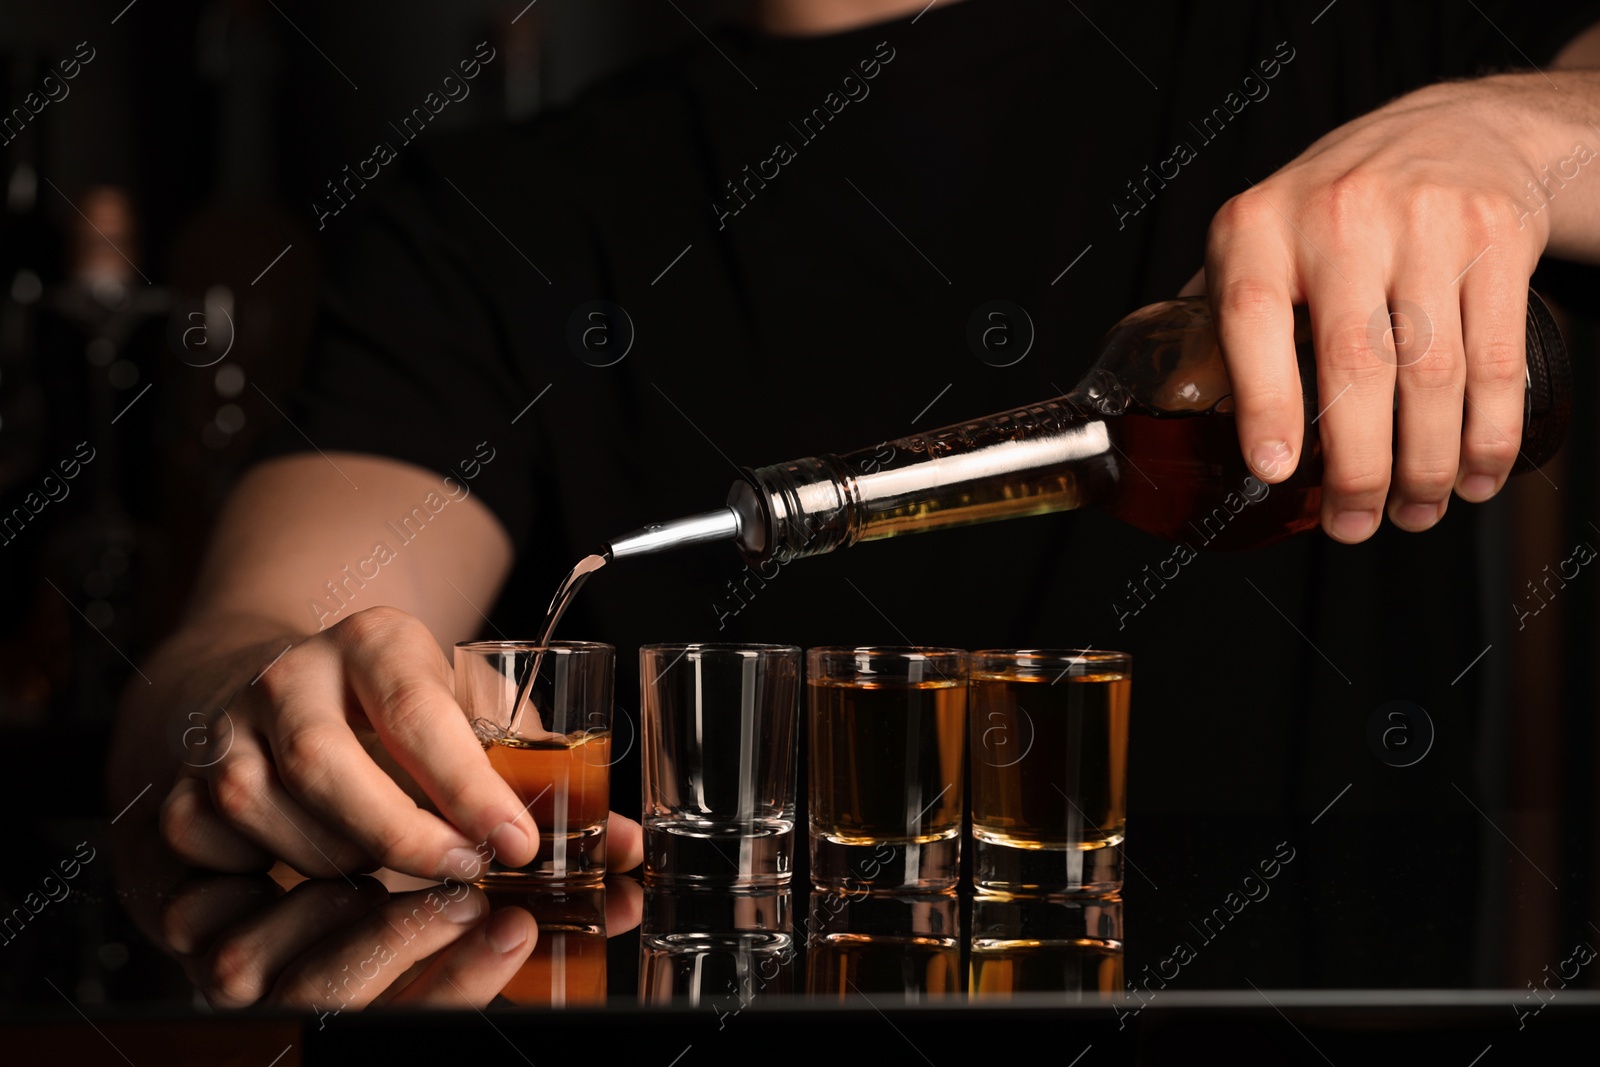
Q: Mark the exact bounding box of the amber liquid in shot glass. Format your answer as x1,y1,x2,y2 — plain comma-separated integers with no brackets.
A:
970,650,1130,896
483,732,612,878
455,640,614,884
807,647,967,893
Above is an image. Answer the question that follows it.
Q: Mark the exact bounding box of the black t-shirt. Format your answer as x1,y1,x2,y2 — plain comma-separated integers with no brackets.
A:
262,0,1597,843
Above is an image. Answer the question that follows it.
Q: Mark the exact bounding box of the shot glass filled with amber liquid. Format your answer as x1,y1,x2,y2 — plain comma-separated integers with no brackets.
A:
807,647,967,893
454,641,615,883
969,896,1124,999
970,650,1130,896
484,885,609,1006
806,891,959,1000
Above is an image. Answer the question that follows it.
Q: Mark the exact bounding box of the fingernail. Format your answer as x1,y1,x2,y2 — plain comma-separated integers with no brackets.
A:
1395,502,1441,530
485,908,530,954
440,847,485,883
1459,474,1497,502
1332,509,1377,541
1251,441,1291,479
442,890,484,925
488,821,531,864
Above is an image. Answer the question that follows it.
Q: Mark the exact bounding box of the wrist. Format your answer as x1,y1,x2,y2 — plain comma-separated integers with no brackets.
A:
1462,71,1600,259
108,617,302,807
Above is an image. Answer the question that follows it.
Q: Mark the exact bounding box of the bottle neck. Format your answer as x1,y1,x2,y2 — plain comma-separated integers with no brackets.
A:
735,396,1118,561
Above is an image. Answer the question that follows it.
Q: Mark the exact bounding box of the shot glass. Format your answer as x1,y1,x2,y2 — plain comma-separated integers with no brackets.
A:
483,885,608,1007
640,643,800,887
806,891,959,999
454,641,615,884
807,646,967,892
638,887,795,1005
969,649,1131,896
970,896,1124,999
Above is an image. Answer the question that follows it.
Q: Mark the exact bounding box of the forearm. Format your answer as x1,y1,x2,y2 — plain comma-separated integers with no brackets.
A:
109,452,514,818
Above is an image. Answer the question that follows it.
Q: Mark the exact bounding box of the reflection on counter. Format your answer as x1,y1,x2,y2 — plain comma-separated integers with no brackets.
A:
146,869,642,1016
806,892,959,1000
969,895,1123,1000
484,886,609,1007
639,887,794,1006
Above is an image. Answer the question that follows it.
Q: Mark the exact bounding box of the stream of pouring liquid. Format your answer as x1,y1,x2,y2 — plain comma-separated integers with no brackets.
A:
505,552,609,737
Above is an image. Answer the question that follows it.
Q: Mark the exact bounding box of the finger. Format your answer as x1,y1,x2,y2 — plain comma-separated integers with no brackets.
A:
388,906,537,1008
1456,252,1528,502
257,638,491,881
160,778,274,874
161,874,282,956
1387,279,1465,532
1204,190,1306,483
1313,279,1398,541
336,609,538,873
269,884,492,1013
160,870,283,953
198,724,376,878
604,875,644,936
1177,267,1206,297
202,877,386,1009
605,812,644,874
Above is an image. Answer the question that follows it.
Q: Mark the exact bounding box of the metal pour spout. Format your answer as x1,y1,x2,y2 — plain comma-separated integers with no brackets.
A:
603,506,746,560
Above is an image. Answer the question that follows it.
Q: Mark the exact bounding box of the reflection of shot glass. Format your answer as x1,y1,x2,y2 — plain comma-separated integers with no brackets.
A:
806,892,959,999
454,641,615,884
640,643,800,887
484,886,608,1006
970,896,1124,999
807,647,967,892
638,887,794,1005
970,649,1130,896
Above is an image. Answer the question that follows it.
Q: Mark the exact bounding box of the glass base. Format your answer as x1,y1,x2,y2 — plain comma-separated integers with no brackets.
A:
475,824,607,885
973,833,1123,896
643,819,794,887
810,831,960,892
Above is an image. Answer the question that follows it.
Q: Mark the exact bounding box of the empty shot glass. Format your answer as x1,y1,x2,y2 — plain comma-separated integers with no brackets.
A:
969,649,1131,895
639,887,795,1005
807,646,967,892
454,641,615,884
640,643,801,887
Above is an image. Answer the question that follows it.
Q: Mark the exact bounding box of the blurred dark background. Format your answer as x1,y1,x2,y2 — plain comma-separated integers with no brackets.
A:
0,0,742,809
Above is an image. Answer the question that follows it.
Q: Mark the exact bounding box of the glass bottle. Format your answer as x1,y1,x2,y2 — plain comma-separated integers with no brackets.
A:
606,292,1569,561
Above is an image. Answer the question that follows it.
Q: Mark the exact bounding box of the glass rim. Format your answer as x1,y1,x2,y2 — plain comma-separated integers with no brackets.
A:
640,642,801,656
806,645,967,683
805,645,967,659
970,648,1130,663
454,639,614,654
